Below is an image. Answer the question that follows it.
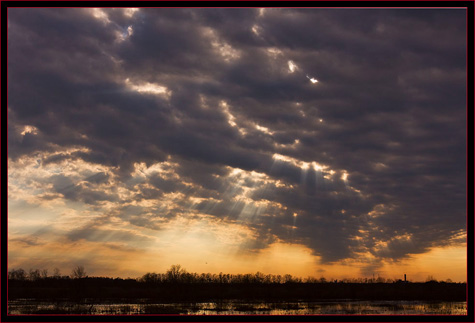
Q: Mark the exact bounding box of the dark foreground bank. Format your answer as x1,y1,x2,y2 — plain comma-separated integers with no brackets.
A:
8,279,466,302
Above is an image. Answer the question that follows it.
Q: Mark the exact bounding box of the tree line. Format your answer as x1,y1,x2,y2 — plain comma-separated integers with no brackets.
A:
8,265,86,280
8,264,455,284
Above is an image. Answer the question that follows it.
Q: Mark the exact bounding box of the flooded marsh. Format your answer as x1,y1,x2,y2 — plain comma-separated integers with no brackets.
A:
8,299,467,315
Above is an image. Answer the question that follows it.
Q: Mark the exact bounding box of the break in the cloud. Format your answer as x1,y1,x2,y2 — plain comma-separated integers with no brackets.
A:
7,8,466,278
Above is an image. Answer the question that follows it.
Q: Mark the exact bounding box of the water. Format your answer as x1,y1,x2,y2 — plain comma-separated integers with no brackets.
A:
8,299,467,315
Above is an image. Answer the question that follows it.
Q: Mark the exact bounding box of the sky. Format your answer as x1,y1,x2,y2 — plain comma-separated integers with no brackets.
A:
7,8,467,282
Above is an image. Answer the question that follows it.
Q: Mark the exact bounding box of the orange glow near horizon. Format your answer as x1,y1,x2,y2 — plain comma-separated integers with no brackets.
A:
8,235,467,282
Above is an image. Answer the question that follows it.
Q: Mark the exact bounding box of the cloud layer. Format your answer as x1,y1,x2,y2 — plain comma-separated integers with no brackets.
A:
8,8,466,273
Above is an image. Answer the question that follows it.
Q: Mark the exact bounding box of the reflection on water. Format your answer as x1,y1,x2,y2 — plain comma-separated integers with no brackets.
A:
8,299,467,315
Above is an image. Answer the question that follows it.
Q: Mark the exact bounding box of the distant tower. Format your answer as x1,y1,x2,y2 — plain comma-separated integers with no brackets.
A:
404,274,407,282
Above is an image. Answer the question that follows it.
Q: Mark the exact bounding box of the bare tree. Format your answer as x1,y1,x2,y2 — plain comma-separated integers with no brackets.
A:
29,269,41,281
426,275,437,282
8,268,26,280
166,264,185,282
71,265,87,279
53,267,61,278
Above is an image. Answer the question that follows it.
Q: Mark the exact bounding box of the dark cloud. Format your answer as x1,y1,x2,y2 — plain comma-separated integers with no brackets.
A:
10,237,43,247
67,226,153,244
8,8,466,268
50,173,118,205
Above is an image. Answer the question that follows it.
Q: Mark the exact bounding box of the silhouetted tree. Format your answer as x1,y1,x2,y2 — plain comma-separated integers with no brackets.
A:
284,274,293,283
166,264,186,282
52,268,61,278
71,265,87,279
8,268,26,280
29,269,41,281
426,275,437,283
41,269,48,279
141,272,161,283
